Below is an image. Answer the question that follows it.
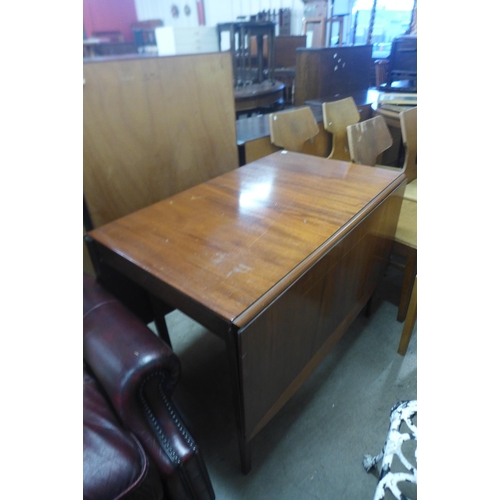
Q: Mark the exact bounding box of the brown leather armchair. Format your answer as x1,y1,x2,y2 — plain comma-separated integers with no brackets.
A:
83,275,215,500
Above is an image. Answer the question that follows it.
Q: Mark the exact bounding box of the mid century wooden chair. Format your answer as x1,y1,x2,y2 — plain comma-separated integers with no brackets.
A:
348,111,417,328
393,106,417,329
322,97,360,161
398,275,417,355
269,106,319,153
400,106,417,200
347,115,393,167
392,196,417,324
348,108,417,197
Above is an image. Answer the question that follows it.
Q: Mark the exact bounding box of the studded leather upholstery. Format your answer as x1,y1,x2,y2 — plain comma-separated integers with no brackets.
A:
83,275,215,500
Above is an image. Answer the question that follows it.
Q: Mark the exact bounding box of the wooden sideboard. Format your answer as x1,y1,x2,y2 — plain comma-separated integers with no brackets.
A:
294,45,373,106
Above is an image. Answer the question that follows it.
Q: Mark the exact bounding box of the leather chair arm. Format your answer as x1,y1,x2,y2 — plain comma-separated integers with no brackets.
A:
83,276,215,500
83,275,180,409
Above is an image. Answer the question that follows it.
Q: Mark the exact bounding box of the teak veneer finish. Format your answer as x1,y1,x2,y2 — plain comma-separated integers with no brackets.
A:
83,52,239,228
89,151,405,473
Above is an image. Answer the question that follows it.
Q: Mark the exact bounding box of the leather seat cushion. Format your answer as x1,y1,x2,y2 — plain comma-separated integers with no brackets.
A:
83,365,163,500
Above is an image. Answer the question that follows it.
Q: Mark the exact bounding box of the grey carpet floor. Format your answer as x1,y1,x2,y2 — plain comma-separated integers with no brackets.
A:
154,264,417,499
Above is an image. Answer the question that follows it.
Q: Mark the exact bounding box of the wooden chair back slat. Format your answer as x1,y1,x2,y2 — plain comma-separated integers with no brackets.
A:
322,97,360,161
347,115,393,166
400,106,417,182
269,106,319,153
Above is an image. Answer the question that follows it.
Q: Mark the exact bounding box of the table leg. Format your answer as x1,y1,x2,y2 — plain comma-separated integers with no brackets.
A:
149,294,173,348
238,436,252,475
225,325,252,474
364,294,374,317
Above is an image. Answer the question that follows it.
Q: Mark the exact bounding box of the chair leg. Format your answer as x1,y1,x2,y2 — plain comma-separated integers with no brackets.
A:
398,276,417,355
397,247,417,322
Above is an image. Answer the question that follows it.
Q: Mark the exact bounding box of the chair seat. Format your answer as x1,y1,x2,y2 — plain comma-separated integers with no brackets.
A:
404,178,417,202
394,198,417,249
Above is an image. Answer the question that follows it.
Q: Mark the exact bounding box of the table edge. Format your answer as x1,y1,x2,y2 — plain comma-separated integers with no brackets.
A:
233,172,406,328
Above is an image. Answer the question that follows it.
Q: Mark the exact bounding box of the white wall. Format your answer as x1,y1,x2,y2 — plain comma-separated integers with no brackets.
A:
134,0,356,44
135,0,199,28
203,0,350,41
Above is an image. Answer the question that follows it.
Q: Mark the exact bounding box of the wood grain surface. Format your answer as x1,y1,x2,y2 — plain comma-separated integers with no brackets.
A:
83,52,239,228
240,184,403,438
89,151,404,326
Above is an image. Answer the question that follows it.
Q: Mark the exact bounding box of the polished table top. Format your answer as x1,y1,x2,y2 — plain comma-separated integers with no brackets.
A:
90,151,404,329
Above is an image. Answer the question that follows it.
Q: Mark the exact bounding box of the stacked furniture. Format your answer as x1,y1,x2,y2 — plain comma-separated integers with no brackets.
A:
217,21,285,116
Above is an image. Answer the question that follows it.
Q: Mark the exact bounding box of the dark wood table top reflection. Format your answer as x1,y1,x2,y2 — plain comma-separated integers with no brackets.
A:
90,151,403,328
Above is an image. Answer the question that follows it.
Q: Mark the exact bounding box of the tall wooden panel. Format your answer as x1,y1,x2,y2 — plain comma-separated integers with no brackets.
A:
83,52,239,228
294,45,373,105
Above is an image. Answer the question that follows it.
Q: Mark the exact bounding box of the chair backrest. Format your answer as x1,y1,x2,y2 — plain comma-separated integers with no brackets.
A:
269,106,319,153
322,97,360,161
400,106,417,182
347,115,393,166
